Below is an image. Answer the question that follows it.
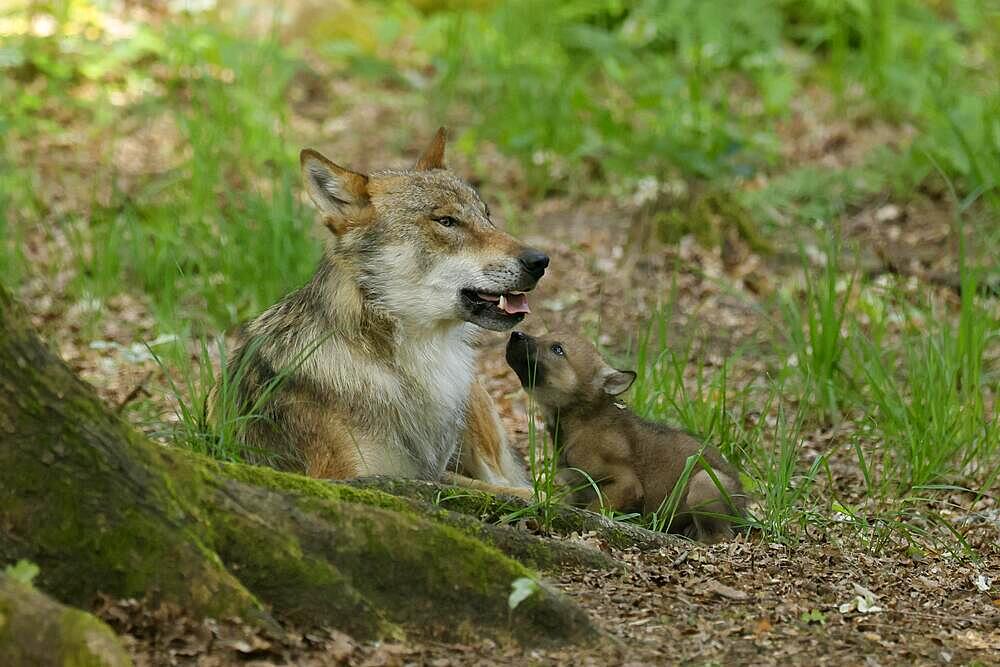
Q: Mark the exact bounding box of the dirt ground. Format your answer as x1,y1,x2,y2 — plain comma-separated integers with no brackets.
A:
11,63,1000,665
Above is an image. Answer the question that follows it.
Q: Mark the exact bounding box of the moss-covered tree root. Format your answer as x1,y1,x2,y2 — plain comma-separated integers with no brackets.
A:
0,574,132,667
346,478,681,552
0,287,596,646
225,466,619,572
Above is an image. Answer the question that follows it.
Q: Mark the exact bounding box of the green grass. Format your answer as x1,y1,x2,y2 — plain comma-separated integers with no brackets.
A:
413,0,1000,201
3,10,316,333
849,249,998,491
778,235,855,421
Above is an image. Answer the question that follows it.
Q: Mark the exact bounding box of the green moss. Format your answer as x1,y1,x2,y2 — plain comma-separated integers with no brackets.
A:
0,412,267,624
0,576,131,667
202,463,596,644
58,607,133,667
184,454,593,643
295,496,594,645
212,459,415,513
204,488,400,639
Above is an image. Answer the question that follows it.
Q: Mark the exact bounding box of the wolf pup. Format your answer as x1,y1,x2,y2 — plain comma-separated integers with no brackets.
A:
226,128,548,497
505,330,745,542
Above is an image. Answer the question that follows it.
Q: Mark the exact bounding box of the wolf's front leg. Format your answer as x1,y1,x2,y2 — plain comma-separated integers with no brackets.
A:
453,379,534,496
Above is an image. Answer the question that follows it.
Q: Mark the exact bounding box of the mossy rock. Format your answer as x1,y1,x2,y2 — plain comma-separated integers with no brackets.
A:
0,574,131,667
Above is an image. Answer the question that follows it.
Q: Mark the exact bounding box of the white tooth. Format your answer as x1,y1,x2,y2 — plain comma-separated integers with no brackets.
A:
499,295,508,311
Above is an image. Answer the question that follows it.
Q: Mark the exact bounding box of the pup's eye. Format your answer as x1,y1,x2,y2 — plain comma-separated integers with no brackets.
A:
550,344,565,357
434,216,459,228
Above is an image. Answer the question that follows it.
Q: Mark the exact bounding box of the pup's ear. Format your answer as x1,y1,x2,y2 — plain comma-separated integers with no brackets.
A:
300,149,370,234
414,126,447,171
600,368,636,396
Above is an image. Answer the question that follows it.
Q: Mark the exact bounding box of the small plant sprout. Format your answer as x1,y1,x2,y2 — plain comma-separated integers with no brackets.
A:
508,577,540,612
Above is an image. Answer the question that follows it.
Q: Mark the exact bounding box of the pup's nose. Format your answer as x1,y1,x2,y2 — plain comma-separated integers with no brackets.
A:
518,249,549,278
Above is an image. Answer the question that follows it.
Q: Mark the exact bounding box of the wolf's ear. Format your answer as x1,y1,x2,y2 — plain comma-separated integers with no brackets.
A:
600,368,636,396
300,149,370,233
414,126,447,171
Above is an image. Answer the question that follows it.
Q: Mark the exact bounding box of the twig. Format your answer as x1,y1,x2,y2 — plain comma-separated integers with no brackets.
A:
116,370,153,413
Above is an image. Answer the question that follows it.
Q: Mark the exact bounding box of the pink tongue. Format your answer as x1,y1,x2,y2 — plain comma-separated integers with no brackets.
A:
500,293,530,314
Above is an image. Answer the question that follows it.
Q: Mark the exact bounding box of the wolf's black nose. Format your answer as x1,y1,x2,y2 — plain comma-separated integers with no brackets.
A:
511,331,526,341
519,250,550,277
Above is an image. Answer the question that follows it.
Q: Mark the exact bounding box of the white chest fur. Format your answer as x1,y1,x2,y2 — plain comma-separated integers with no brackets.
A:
295,321,478,478
388,325,477,476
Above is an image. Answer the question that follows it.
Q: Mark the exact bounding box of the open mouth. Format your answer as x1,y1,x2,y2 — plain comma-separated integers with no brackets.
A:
459,289,533,331
461,290,531,315
462,290,531,315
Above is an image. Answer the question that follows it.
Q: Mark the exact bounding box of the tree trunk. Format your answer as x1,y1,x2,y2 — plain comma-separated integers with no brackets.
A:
0,288,596,646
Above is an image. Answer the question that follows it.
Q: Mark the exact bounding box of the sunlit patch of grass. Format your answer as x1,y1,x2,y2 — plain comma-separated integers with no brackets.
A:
778,235,855,422
848,242,998,492
0,12,318,334
103,25,316,333
151,334,325,466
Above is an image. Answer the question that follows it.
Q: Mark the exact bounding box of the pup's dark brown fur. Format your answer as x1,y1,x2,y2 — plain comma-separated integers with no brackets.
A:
506,330,746,543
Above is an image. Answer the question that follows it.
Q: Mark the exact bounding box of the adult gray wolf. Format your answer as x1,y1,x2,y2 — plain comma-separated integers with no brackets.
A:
227,128,548,497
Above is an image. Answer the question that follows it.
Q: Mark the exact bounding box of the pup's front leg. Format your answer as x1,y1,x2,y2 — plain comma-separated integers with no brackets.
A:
589,472,644,514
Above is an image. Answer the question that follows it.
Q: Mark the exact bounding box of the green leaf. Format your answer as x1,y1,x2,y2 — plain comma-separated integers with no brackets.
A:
800,609,826,625
508,576,539,611
4,559,40,585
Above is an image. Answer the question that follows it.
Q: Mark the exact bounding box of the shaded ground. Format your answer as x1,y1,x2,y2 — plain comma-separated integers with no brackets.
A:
9,57,1000,666
99,538,1000,665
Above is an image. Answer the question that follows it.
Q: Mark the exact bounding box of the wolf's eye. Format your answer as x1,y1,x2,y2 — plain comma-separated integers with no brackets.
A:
434,216,459,228
550,344,565,357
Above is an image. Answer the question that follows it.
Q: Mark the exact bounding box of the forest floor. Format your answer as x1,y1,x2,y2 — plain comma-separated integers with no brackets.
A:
10,52,1000,667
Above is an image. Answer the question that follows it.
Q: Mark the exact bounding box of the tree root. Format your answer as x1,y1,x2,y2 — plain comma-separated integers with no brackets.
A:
346,477,682,553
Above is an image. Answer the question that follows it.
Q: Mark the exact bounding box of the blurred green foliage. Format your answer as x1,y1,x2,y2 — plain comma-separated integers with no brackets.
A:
1,2,316,330
416,0,1000,198
0,0,997,330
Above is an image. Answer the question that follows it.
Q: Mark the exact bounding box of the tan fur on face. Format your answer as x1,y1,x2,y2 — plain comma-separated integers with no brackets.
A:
512,331,630,414
299,153,539,331
506,330,746,543
225,129,541,493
